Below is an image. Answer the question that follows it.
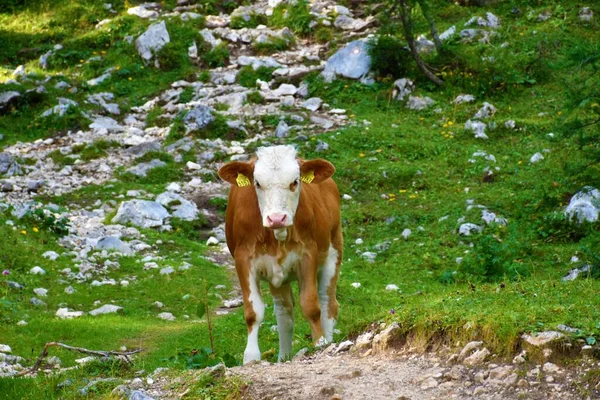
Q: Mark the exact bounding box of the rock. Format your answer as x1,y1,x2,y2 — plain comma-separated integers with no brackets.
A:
205,15,229,28
361,251,377,263
206,236,219,246
0,344,12,354
407,95,434,111
127,5,159,19
275,120,290,138
129,390,155,400
155,192,199,221
89,116,123,132
301,97,322,112
458,341,483,361
12,65,25,77
56,308,84,319
538,10,551,22
505,120,516,129
464,120,488,139
33,288,48,297
401,228,411,239
96,236,134,256
89,304,124,316
30,297,46,306
543,362,560,373
372,322,400,353
136,21,170,64
17,320,28,326
157,312,175,321
87,71,112,86
351,282,361,288
564,186,599,223
223,297,243,308
112,200,170,228
488,365,513,381
385,284,399,291
416,35,435,53
273,83,297,97
183,105,214,132
315,141,329,152
322,40,371,81
459,223,482,236
580,7,593,22
30,266,46,275
474,102,496,119
126,159,167,177
310,116,334,129
522,331,565,347
65,286,76,294
439,26,456,41
354,331,374,350
42,251,59,261
0,91,20,108
454,94,475,104
421,377,438,390
392,78,414,101
463,348,490,366
530,152,544,163
0,153,21,177
160,267,175,275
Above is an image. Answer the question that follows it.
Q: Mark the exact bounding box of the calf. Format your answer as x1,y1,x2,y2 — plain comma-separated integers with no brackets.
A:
218,145,343,364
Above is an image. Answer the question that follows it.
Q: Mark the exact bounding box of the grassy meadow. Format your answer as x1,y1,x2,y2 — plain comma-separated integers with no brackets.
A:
1,0,599,398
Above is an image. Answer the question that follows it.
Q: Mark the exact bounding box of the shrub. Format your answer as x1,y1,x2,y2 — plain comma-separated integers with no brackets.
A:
314,27,333,44
253,36,294,55
458,225,531,283
237,66,274,88
202,43,230,68
246,91,264,105
367,35,409,78
157,41,190,71
269,0,313,36
230,13,267,29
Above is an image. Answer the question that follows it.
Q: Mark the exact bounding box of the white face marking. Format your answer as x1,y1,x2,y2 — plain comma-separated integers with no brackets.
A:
244,270,264,364
253,145,301,234
318,246,339,343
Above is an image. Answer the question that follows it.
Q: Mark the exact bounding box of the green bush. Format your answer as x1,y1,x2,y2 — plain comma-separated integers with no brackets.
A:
246,91,264,105
230,13,267,29
314,27,333,44
269,0,313,36
157,41,190,71
367,35,409,78
253,36,294,55
458,226,531,283
237,66,274,88
202,43,230,68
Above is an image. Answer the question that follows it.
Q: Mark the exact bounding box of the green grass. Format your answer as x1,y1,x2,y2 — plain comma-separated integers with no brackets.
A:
1,0,600,398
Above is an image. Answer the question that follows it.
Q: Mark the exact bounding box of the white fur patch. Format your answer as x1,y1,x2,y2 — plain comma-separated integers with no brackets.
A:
254,145,301,228
318,246,339,342
244,270,264,364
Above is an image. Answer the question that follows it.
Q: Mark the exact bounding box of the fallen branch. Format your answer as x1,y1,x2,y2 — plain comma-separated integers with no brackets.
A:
17,342,142,376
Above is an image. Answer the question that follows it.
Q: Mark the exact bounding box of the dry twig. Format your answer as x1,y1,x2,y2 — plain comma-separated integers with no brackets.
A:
17,342,142,376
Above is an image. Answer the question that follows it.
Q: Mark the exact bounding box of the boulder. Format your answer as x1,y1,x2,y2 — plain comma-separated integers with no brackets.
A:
564,186,599,223
155,192,199,221
127,5,159,19
0,91,20,109
407,95,434,111
95,236,134,256
112,200,170,228
126,159,167,177
322,40,371,81
0,153,21,176
183,105,214,133
89,304,124,316
135,21,170,63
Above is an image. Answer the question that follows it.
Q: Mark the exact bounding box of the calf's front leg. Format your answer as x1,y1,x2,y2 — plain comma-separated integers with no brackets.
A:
269,283,295,362
236,256,264,364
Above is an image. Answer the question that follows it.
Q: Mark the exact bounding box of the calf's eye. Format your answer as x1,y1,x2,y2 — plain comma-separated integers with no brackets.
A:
289,179,298,191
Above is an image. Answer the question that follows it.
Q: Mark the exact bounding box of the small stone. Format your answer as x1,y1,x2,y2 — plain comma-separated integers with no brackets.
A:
542,362,560,373
351,282,361,288
42,251,59,260
206,236,219,246
421,377,438,390
30,266,46,275
522,331,565,347
301,97,322,112
463,348,490,366
30,297,46,306
160,267,175,275
89,304,124,316
530,152,544,163
275,120,290,138
33,288,48,297
56,308,84,319
0,344,12,353
407,95,434,111
65,286,75,294
157,312,175,321
385,284,399,291
580,7,593,22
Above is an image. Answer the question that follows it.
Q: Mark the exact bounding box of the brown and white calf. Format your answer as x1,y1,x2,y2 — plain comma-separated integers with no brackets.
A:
218,145,343,364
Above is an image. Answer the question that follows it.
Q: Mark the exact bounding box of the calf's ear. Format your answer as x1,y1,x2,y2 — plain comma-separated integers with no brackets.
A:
299,159,336,184
218,162,254,187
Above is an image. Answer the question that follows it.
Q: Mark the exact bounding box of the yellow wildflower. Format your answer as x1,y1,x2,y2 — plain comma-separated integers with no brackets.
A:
20,230,27,235
33,227,39,233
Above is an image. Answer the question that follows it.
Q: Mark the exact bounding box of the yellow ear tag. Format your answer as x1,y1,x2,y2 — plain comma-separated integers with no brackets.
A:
236,173,251,187
301,170,315,184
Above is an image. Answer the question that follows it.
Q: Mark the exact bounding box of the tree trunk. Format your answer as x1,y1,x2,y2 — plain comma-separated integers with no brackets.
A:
418,0,444,54
398,0,444,86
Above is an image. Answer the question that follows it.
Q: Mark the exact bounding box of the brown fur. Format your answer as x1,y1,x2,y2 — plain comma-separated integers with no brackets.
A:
219,157,343,343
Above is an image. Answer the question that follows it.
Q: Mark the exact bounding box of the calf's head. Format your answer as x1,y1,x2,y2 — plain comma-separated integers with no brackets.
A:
218,145,335,240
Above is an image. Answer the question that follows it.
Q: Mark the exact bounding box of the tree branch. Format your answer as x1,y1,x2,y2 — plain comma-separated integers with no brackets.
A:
17,342,142,376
